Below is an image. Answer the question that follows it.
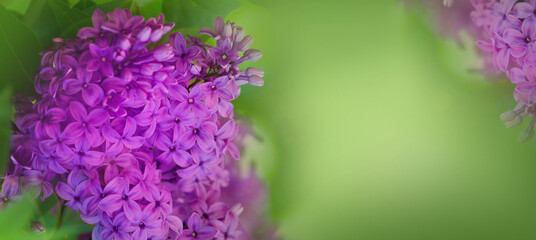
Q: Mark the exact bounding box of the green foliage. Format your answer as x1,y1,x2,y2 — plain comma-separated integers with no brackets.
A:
47,0,92,38
83,0,132,15
0,88,10,180
243,0,273,7
73,0,96,9
163,0,240,28
0,193,36,239
0,4,42,95
0,192,93,240
0,0,31,14
137,0,162,18
23,0,62,47
23,0,92,46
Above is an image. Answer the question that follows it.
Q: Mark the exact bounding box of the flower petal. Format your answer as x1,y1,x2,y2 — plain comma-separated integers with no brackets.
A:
82,84,105,106
55,182,75,201
69,101,88,122
124,199,142,222
87,109,109,126
85,151,105,166
63,78,82,95
99,194,123,215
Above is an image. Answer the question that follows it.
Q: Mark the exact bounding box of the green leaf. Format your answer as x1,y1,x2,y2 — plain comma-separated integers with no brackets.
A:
25,0,94,45
0,4,42,95
67,0,81,7
0,192,87,240
73,0,96,10
137,0,163,18
244,0,273,7
23,0,62,48
61,18,93,39
9,10,24,20
54,203,66,231
0,88,11,175
83,0,131,14
163,0,240,29
93,0,116,3
0,193,35,239
37,194,58,215
47,0,92,38
0,0,31,14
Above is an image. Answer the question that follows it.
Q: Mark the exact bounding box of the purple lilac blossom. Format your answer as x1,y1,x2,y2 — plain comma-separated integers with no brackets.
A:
461,0,536,142
0,9,275,240
406,0,536,143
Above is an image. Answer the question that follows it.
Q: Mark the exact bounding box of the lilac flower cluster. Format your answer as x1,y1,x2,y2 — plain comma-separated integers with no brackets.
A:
463,0,536,142
1,8,267,240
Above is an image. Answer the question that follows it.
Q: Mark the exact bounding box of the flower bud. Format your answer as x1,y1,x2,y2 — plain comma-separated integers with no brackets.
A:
249,75,264,86
138,26,151,42
223,22,233,39
236,67,265,86
140,64,154,76
237,35,253,52
31,221,45,234
242,49,263,62
190,64,202,75
518,128,534,143
500,110,516,122
246,67,264,77
505,116,523,128
231,203,244,216
214,16,224,36
233,27,245,43
151,28,164,42
153,45,174,61
117,36,131,50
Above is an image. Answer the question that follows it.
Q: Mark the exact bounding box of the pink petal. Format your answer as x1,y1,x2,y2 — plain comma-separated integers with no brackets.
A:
55,182,75,201
99,194,123,215
82,84,104,106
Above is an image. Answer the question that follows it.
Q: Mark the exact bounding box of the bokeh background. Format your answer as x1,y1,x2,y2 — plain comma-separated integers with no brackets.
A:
2,0,536,239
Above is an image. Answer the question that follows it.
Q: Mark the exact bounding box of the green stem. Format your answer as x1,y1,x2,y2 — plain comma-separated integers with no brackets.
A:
54,202,65,231
188,78,204,90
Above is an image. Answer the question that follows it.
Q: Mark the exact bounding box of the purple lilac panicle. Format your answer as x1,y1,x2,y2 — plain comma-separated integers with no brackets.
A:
461,0,536,142
410,0,536,143
0,9,272,240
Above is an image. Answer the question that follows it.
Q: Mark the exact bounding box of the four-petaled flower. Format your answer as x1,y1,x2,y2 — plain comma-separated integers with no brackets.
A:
64,101,108,146
180,213,218,240
99,177,143,222
171,32,201,74
208,39,239,67
87,44,114,77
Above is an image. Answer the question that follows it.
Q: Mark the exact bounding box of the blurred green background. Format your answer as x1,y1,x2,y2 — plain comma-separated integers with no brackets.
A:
3,0,536,239
232,0,536,239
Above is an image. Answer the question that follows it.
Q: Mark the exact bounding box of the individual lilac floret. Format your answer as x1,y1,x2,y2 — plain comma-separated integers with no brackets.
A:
209,39,239,67
0,175,19,208
171,32,201,75
180,213,218,240
1,8,274,240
